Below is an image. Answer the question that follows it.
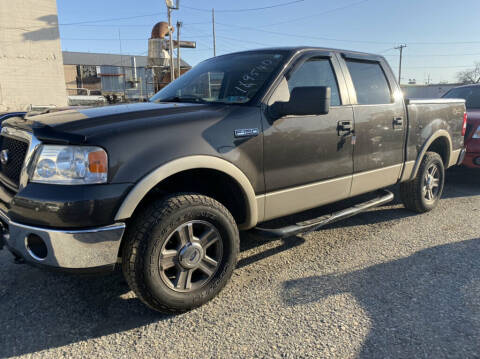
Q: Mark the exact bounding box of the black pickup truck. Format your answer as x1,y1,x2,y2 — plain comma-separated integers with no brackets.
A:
0,47,466,313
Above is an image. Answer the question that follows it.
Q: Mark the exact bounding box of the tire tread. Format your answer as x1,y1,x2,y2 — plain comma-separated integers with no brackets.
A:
122,193,238,313
400,151,444,213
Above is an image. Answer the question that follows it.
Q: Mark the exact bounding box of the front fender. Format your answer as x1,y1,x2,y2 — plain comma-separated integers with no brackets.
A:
114,155,259,229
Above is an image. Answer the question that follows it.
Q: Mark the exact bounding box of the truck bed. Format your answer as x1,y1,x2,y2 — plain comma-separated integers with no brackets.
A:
405,98,465,168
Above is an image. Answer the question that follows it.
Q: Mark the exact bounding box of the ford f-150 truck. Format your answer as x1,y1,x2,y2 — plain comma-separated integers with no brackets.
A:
0,47,466,313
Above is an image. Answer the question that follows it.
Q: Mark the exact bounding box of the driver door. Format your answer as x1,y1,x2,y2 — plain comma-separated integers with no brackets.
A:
262,52,354,220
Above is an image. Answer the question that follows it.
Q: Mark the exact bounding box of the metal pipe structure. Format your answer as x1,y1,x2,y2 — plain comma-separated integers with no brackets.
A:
212,8,216,57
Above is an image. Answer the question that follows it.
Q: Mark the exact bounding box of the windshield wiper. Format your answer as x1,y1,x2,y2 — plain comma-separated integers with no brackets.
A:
158,96,207,104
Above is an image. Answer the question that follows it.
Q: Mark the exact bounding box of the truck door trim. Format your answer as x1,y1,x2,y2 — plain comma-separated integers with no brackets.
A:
262,175,352,221
350,164,403,196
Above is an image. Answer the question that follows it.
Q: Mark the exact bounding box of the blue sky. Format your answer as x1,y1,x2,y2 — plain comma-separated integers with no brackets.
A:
57,0,480,84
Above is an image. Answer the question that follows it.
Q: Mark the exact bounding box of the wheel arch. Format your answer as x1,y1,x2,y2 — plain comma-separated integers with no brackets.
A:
410,130,452,180
114,155,259,230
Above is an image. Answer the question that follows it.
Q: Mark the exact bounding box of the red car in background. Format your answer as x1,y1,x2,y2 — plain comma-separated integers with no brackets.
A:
443,84,480,168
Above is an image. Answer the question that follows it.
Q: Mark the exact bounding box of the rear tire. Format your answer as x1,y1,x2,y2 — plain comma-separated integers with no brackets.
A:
400,151,445,213
122,193,239,313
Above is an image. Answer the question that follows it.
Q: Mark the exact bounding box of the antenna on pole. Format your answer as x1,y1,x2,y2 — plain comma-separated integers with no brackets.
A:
394,44,406,85
212,8,216,56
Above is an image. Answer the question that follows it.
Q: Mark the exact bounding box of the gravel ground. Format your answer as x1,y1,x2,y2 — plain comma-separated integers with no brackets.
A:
1,167,479,359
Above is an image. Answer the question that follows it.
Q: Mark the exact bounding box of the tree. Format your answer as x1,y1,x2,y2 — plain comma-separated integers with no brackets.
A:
456,62,480,84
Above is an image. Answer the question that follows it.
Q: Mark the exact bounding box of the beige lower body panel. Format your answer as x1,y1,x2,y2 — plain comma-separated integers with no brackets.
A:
400,161,415,182
449,149,462,168
350,164,403,197
263,176,352,221
261,164,405,223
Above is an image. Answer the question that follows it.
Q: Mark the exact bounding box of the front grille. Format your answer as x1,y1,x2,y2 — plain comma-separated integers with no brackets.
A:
0,136,28,188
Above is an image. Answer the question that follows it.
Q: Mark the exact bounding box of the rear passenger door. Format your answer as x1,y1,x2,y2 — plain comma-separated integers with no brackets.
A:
339,54,407,196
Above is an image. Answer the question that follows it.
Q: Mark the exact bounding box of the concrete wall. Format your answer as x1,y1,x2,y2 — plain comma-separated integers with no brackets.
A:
63,65,78,90
0,0,67,111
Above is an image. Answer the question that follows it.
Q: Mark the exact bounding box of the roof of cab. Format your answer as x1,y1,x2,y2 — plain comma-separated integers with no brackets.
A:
213,46,386,62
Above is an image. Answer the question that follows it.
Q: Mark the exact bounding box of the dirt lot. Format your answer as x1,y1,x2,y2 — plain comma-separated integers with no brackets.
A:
1,167,479,359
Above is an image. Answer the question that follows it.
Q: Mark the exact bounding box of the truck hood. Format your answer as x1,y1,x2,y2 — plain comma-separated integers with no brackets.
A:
3,102,226,144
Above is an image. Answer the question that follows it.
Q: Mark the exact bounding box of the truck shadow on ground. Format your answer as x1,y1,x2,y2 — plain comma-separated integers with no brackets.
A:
0,267,163,358
281,238,480,358
1,167,478,357
1,235,307,357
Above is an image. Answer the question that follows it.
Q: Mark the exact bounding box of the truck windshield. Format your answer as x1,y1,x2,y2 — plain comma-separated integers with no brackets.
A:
150,52,285,105
443,86,480,109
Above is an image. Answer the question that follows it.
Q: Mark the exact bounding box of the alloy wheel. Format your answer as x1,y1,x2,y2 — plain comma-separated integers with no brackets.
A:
158,220,223,292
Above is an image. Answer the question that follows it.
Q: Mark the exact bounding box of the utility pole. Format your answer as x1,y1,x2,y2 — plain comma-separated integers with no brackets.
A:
176,21,182,78
212,8,216,56
394,44,406,85
165,0,179,82
119,29,126,100
167,7,175,82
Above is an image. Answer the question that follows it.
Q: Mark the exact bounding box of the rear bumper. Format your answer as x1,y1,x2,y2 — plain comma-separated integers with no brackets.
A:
0,210,125,270
463,151,480,168
457,147,467,166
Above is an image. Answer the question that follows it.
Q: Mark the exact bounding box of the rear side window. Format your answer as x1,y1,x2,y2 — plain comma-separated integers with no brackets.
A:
287,58,341,106
346,60,392,105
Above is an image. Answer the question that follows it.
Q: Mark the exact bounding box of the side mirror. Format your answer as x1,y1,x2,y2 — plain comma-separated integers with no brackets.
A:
270,86,331,119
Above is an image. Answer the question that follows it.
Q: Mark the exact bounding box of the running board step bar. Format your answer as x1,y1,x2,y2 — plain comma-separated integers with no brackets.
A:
253,189,394,239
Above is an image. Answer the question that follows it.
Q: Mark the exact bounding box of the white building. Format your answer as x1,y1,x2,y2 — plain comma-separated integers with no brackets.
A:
0,0,67,111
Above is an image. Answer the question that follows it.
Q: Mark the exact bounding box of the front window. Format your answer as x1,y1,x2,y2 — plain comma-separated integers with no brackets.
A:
287,57,341,106
150,52,286,104
443,86,480,109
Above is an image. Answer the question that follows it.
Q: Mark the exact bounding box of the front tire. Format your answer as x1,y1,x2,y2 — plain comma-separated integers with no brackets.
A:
122,193,239,313
400,151,445,213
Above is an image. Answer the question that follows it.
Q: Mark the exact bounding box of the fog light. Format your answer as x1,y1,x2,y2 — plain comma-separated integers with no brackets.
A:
474,157,480,166
26,234,48,260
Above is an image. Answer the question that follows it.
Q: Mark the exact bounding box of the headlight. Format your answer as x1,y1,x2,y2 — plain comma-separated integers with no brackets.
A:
31,145,107,184
472,126,480,139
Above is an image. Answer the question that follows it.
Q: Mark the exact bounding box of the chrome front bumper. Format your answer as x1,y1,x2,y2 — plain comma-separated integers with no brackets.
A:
0,210,125,270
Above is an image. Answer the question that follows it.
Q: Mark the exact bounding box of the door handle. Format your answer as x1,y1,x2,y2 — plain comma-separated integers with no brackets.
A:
337,120,353,135
393,117,404,128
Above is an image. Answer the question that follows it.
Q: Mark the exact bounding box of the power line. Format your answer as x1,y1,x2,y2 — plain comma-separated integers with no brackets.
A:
0,12,167,31
183,0,305,13
383,52,480,58
403,65,474,69
215,35,273,47
258,0,370,28
408,40,480,45
378,47,397,54
215,21,394,44
215,21,480,46
60,12,165,26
